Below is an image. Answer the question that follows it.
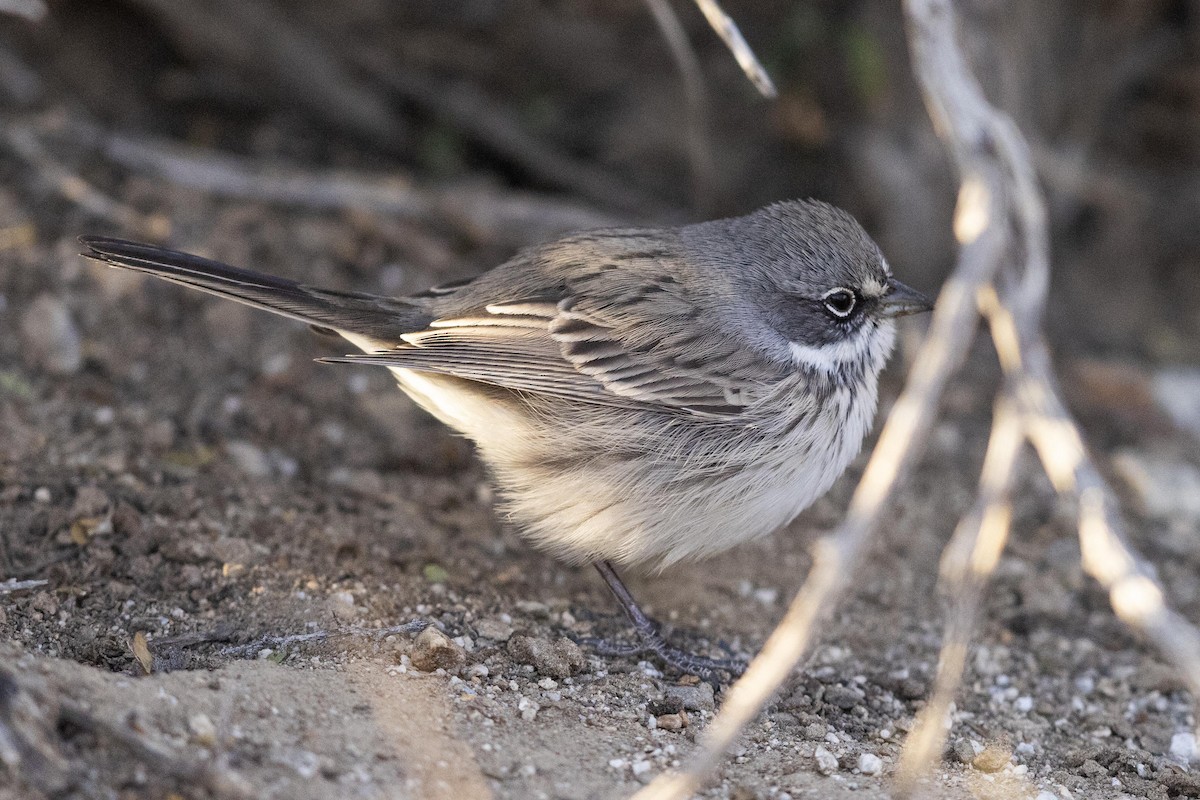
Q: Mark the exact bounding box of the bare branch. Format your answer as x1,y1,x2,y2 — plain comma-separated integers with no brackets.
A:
635,1,1200,797
692,0,777,98
894,393,1022,794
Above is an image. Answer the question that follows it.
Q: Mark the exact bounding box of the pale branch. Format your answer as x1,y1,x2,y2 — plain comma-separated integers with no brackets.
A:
631,7,1012,791
894,392,1022,795
633,0,1198,797
691,0,777,98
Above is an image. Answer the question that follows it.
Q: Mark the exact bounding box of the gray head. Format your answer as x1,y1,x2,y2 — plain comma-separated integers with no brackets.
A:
681,199,931,374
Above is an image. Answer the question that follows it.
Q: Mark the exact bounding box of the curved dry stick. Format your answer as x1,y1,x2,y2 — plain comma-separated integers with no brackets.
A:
894,393,1022,795
692,0,777,98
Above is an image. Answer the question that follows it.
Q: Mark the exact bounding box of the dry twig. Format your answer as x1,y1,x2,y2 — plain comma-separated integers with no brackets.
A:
13,111,624,246
633,1,1200,797
691,0,777,98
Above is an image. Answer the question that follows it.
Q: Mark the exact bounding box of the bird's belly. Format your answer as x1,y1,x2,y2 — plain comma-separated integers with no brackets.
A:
388,368,878,569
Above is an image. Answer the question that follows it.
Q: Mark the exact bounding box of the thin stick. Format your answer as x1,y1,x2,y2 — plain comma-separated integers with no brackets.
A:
894,393,1022,795
692,0,777,98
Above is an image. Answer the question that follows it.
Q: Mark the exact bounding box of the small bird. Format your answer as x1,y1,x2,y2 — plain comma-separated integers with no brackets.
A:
80,199,931,678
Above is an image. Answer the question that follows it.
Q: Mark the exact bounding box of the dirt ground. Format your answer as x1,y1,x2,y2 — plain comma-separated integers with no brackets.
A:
0,189,1197,800
2,3,1200,799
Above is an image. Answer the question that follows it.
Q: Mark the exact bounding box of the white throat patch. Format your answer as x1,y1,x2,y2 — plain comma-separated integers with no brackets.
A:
788,320,895,374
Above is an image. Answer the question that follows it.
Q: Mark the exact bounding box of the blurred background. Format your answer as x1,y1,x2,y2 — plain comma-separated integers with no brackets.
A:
0,0,1196,359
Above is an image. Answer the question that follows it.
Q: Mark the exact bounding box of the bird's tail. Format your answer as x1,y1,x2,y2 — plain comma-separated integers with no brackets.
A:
79,236,427,348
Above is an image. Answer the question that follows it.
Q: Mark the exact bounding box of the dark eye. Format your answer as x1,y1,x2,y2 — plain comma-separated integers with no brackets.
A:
822,288,857,319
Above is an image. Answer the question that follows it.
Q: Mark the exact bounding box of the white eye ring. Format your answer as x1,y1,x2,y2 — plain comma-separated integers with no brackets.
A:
822,287,857,318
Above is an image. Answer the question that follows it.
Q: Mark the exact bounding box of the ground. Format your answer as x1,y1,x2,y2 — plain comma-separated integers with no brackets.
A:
2,190,1200,799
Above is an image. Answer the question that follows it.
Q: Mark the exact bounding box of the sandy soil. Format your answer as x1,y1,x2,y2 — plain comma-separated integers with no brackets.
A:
1,186,1199,800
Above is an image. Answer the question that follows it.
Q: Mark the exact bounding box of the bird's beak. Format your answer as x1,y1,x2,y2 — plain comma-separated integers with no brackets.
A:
880,278,933,318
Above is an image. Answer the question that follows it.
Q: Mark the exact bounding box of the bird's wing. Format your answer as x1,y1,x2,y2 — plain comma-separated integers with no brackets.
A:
327,276,788,416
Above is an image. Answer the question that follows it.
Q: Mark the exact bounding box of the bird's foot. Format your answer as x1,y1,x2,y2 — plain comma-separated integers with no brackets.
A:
574,628,747,685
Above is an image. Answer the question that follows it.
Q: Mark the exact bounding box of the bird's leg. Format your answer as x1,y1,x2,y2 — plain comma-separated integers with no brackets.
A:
582,560,746,682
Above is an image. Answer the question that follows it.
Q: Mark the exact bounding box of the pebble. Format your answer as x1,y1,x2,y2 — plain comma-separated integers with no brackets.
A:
21,293,82,375
506,634,584,679
187,713,217,746
813,745,839,775
517,696,540,721
409,626,466,672
824,684,864,710
857,752,882,776
1170,731,1197,762
225,440,272,479
664,681,715,712
475,617,514,642
655,712,688,731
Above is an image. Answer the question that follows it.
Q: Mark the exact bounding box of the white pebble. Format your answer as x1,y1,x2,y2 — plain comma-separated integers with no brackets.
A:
33,487,51,503
1014,696,1034,713
631,759,652,778
517,696,540,721
857,753,882,775
814,745,838,775
1170,731,1197,762
608,758,628,770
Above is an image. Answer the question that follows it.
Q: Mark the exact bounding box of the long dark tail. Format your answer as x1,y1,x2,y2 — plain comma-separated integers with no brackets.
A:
78,237,427,347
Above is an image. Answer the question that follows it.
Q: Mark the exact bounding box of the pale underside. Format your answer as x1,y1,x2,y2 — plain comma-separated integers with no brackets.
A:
340,304,896,568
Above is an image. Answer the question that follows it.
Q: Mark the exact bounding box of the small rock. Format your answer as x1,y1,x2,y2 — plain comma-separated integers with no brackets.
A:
225,440,272,478
824,684,864,710
475,617,514,642
21,293,82,375
857,752,883,776
517,696,540,721
506,634,584,679
972,740,1013,773
188,713,217,746
813,745,838,775
656,712,688,731
631,759,653,780
1171,731,1197,763
665,681,715,712
410,626,466,672
950,739,977,765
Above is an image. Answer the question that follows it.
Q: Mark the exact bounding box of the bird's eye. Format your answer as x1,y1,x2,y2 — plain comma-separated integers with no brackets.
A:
822,288,857,319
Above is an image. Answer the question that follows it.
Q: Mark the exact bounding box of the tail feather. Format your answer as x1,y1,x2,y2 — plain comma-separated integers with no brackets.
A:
79,236,426,347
